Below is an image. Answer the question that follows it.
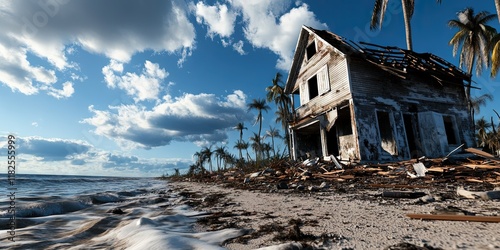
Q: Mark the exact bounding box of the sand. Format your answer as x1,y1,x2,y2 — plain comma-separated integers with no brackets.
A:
169,181,500,250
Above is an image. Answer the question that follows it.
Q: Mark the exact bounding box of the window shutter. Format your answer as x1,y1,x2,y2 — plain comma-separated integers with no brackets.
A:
318,65,330,95
300,82,308,105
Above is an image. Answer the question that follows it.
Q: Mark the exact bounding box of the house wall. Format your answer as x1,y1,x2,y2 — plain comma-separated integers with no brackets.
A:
293,39,352,120
289,37,357,160
348,58,474,161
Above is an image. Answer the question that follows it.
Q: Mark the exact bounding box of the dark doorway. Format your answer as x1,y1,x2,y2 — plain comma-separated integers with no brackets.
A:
403,114,418,158
326,126,339,156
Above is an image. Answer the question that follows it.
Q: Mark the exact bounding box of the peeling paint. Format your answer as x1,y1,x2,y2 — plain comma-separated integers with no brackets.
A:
285,27,473,162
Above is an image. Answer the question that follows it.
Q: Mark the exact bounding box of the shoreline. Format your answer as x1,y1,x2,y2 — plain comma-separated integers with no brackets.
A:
168,180,500,249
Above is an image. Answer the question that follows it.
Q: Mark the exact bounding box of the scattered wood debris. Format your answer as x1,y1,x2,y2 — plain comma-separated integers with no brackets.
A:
406,214,500,223
189,149,500,194
456,187,500,200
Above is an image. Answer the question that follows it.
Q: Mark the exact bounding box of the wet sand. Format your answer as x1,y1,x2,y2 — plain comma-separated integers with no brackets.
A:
170,180,500,249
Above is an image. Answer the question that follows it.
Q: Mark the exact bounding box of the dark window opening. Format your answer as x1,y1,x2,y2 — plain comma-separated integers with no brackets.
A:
443,116,457,144
306,41,317,60
308,75,319,100
377,111,397,155
337,106,353,136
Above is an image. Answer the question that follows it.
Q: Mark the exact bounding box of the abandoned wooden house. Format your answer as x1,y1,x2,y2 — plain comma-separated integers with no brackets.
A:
284,26,475,162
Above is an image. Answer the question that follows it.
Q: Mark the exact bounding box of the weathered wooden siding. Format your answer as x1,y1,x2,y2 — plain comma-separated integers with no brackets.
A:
348,58,474,160
293,39,352,120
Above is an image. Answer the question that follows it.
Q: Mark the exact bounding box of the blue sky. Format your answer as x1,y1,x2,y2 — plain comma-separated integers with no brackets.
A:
1,0,499,177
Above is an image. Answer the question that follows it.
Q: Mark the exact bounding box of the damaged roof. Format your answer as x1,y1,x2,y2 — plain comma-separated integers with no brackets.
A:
285,26,472,93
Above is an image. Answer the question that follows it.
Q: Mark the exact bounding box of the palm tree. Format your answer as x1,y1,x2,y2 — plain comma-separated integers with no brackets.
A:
370,0,415,50
491,34,500,77
261,142,272,159
214,145,227,171
200,146,213,172
234,122,247,144
234,140,246,161
223,153,236,170
448,8,496,103
247,98,270,143
471,93,493,118
193,151,205,173
241,140,251,161
249,132,263,161
475,117,491,147
266,72,292,156
275,106,291,156
264,126,282,157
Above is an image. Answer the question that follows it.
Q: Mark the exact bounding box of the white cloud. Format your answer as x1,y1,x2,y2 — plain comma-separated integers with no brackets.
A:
232,40,246,55
46,81,74,99
231,1,327,70
81,90,252,149
0,0,195,97
193,1,237,38
0,135,191,176
103,60,168,102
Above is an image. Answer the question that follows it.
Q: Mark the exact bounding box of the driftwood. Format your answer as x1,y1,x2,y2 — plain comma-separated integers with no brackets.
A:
456,187,500,200
407,213,500,223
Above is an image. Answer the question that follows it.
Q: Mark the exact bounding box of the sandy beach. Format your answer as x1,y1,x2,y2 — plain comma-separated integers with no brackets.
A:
169,180,500,250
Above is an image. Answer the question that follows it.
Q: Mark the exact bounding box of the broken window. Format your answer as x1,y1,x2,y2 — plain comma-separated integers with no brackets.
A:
337,106,353,135
443,115,458,145
306,40,317,60
308,75,319,100
377,111,397,155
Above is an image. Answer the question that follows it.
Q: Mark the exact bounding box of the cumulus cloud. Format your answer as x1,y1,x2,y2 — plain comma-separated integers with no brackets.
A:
45,81,75,99
193,1,237,38
231,0,327,70
81,90,252,149
0,0,195,97
0,135,192,176
13,136,92,161
191,1,326,69
103,60,168,102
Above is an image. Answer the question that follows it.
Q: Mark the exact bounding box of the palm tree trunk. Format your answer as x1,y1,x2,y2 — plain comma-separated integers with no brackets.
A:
495,0,500,23
401,0,413,50
467,54,475,130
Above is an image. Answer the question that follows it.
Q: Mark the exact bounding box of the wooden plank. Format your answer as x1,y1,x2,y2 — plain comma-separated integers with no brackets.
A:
464,164,500,170
465,178,483,183
407,214,500,223
464,148,500,163
369,184,428,189
339,175,355,179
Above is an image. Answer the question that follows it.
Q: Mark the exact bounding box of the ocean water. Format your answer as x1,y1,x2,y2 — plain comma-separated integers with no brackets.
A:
0,174,245,249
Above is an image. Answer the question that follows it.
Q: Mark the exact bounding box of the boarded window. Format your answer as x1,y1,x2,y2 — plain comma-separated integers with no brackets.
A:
317,65,330,95
377,111,397,155
306,40,317,60
308,75,319,100
443,116,457,145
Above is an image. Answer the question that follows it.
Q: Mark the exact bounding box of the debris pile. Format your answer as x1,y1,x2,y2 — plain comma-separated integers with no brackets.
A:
188,149,500,194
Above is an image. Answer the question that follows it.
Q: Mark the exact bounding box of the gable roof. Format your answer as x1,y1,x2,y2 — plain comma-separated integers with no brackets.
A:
285,26,471,94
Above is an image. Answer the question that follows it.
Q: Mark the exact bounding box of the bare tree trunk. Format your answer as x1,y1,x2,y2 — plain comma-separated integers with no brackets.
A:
401,0,413,50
